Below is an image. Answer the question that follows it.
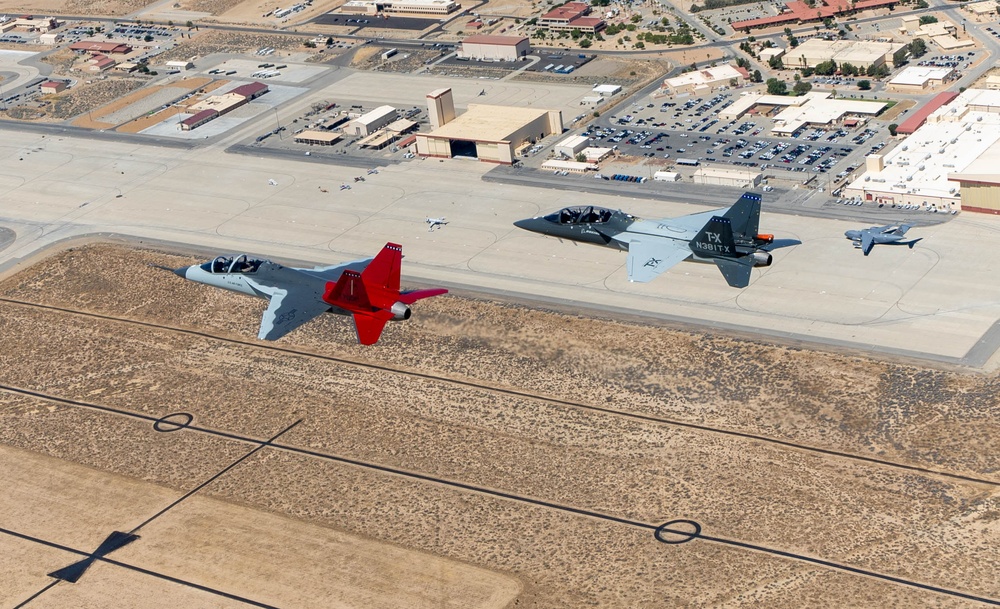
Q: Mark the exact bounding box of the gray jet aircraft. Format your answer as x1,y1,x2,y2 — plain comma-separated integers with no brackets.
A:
844,224,921,256
514,192,792,288
173,243,446,344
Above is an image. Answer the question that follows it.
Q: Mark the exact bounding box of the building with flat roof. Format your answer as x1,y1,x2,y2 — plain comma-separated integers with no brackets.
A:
459,35,530,61
593,84,621,96
844,89,1000,212
416,103,563,164
69,40,132,55
720,91,885,133
541,159,594,173
888,66,954,92
345,105,398,136
783,38,906,69
554,135,589,157
189,93,247,115
758,47,785,63
662,64,747,95
985,73,1000,90
693,166,761,188
966,0,997,16
341,0,459,14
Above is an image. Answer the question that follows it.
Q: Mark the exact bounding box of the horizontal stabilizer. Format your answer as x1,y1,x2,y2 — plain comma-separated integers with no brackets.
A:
908,238,922,249
353,313,389,346
714,257,754,288
399,288,448,304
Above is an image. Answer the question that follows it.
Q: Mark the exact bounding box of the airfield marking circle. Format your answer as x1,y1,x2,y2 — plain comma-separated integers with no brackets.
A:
153,412,194,433
654,520,702,545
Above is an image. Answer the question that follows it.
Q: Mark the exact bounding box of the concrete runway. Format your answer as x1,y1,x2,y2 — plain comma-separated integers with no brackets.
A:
2,123,1000,369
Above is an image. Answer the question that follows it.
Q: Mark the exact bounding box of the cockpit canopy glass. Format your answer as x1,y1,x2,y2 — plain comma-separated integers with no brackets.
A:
544,206,615,225
201,254,265,274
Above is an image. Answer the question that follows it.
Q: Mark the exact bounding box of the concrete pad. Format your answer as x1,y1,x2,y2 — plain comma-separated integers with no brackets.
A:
202,59,328,84
3,128,1000,364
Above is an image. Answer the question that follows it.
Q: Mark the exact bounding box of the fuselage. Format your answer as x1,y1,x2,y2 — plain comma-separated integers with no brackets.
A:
514,207,771,266
175,255,356,317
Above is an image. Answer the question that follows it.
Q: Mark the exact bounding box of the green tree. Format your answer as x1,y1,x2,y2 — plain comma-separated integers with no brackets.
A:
634,40,645,49
326,37,334,45
576,152,587,162
571,28,582,39
814,59,837,75
888,123,898,136
186,20,194,28
858,79,871,90
752,69,762,82
579,37,592,48
893,47,908,67
766,77,787,95
304,40,316,48
768,56,784,70
793,80,812,95
908,38,927,58
918,15,937,25
631,13,642,23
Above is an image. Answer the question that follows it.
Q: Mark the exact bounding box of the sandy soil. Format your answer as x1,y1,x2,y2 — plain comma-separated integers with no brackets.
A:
0,0,149,16
154,30,320,64
0,242,998,607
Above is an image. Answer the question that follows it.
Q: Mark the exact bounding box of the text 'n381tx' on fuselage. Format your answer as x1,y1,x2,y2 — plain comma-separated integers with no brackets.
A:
173,243,447,345
513,192,796,288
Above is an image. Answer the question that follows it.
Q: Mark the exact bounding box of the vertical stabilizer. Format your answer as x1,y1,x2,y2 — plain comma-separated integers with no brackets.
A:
690,216,738,260
722,192,761,238
361,242,402,294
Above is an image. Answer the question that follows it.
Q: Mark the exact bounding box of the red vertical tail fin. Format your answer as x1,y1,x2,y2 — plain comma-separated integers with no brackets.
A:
322,270,372,311
361,243,402,295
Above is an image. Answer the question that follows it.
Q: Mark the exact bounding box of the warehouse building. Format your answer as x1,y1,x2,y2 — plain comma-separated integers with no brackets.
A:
40,80,67,94
554,135,589,158
345,105,398,137
693,166,761,188
844,89,1000,212
459,35,530,61
783,39,906,69
416,89,562,164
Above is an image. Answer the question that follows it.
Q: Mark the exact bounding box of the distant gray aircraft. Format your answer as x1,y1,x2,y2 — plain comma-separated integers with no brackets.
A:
173,243,446,344
514,192,796,288
425,217,448,231
845,224,921,256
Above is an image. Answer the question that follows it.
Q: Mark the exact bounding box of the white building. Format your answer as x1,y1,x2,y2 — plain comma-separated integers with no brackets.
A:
554,135,589,158
661,64,748,95
888,66,954,91
783,39,906,69
720,91,886,134
592,84,621,96
844,88,1000,212
345,105,398,136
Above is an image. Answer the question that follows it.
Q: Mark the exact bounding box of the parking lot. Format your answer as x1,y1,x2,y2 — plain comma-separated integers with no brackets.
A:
579,91,892,183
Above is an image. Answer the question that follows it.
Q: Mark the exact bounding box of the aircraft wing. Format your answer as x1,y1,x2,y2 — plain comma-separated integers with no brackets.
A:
657,208,730,233
254,283,331,341
861,232,876,256
626,238,691,282
294,257,373,281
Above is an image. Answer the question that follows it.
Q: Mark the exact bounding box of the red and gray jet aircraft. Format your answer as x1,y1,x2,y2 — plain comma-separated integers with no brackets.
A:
174,243,446,344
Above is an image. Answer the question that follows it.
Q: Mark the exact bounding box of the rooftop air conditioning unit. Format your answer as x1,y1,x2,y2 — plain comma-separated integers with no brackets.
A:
902,145,908,151
918,165,925,170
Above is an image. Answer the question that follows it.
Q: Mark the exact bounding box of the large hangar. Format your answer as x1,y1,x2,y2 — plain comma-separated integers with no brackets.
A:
459,35,531,61
416,89,562,164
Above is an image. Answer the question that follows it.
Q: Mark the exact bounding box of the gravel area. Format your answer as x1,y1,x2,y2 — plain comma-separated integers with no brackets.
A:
0,242,997,607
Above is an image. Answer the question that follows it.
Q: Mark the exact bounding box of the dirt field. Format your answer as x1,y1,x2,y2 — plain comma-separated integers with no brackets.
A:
0,0,150,16
0,242,997,608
